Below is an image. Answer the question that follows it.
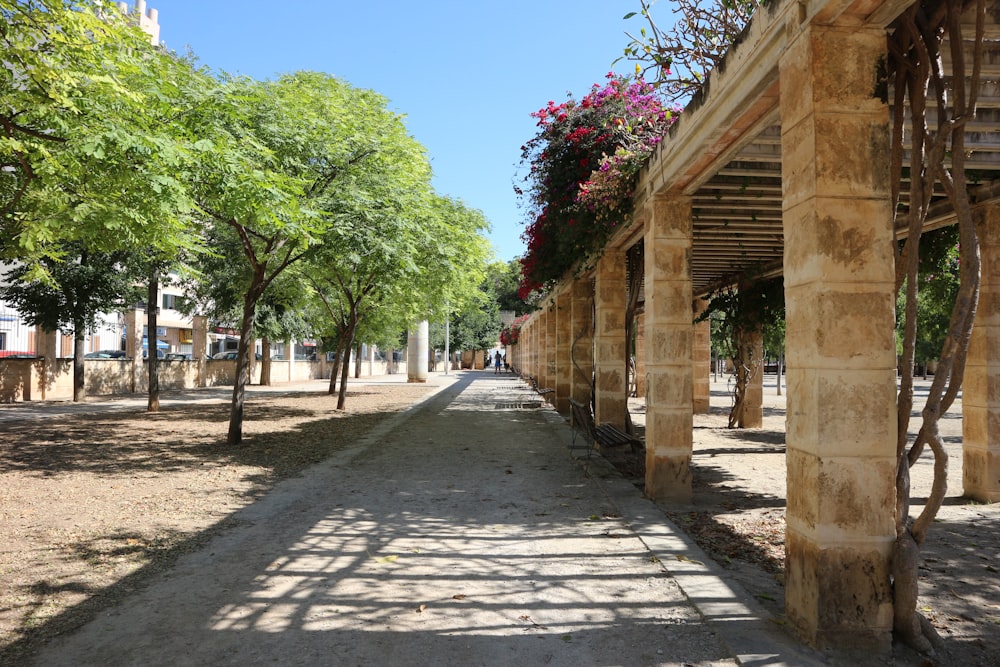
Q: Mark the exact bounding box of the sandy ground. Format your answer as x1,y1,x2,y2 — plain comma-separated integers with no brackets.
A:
624,375,1000,666
0,371,997,666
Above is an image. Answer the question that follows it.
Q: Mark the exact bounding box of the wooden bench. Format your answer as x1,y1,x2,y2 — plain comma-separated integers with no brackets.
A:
526,375,555,397
569,397,643,457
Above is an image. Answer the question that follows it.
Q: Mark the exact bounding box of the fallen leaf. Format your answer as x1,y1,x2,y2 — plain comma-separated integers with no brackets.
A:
375,555,398,564
452,594,467,600
676,554,704,565
416,604,427,613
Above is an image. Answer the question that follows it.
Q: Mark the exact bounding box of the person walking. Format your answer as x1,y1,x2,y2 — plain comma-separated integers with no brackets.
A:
493,350,502,374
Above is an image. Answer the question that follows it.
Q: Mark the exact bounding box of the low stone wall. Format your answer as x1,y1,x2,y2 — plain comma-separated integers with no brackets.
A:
0,357,391,402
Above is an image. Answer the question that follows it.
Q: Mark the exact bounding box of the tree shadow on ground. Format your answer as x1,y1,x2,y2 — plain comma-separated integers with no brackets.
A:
0,391,406,479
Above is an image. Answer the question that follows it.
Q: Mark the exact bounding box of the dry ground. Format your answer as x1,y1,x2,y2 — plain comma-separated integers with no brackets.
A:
1,376,998,666
616,378,1000,666
0,383,433,664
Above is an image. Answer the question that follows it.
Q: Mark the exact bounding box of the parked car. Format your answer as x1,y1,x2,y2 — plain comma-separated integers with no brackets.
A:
164,352,191,360
84,350,126,359
211,351,262,360
0,350,38,358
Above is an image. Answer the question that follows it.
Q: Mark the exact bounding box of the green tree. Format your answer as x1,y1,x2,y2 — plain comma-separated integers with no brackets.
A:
189,71,393,444
0,247,142,401
1,0,203,270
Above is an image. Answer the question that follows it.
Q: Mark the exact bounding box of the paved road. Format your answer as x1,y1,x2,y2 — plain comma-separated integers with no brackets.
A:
28,372,823,666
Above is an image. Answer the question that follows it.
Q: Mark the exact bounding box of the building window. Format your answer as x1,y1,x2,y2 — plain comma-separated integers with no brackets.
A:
0,331,6,350
162,294,185,310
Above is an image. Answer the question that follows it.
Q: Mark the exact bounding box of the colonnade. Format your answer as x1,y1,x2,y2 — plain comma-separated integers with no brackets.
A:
507,15,999,654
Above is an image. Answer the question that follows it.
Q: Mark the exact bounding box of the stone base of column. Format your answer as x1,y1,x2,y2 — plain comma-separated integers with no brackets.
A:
785,530,893,651
963,446,1000,502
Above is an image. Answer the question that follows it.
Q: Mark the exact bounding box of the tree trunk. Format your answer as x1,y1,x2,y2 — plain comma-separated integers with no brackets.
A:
227,275,264,445
147,268,160,413
354,339,363,379
72,326,85,402
327,334,345,395
260,335,271,386
776,349,783,396
887,0,984,653
337,318,357,410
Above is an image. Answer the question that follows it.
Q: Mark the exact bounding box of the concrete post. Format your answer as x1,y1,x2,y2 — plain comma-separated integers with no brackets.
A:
570,278,594,405
780,24,896,650
964,206,1000,501
693,299,711,413
643,195,694,502
594,250,628,430
554,288,572,413
407,321,429,383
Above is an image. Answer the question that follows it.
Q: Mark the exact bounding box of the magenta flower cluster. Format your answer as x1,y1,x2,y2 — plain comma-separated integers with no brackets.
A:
516,74,678,298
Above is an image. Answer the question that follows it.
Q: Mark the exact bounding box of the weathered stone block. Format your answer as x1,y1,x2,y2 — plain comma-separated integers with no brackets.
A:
963,447,1000,502
645,452,692,502
785,530,893,651
646,369,692,407
644,407,693,455
645,286,694,326
787,289,895,369
649,196,692,239
814,116,890,197
787,449,819,531
786,369,896,457
783,200,895,288
816,456,896,536
646,327,692,363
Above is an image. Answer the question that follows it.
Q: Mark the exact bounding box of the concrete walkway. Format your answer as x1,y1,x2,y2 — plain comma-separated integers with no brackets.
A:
30,372,824,667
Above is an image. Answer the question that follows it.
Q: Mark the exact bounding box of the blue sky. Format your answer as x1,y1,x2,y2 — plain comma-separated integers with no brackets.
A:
144,0,641,262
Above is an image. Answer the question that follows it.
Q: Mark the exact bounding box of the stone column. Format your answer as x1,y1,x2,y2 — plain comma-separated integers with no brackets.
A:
693,299,711,413
643,195,694,501
780,24,896,651
546,298,557,398
964,206,1000,501
407,321,429,383
192,315,207,387
740,330,764,427
570,277,594,405
538,309,549,387
554,288,572,413
124,308,143,393
634,312,646,398
594,250,628,430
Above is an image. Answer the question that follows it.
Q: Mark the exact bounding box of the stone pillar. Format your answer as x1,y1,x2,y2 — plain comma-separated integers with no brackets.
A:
634,312,646,398
193,315,208,387
780,24,896,650
407,321,429,383
594,250,628,430
693,299,711,413
741,330,764,427
570,277,594,405
546,298,557,398
124,308,143,393
554,288,572,413
538,309,548,387
964,206,1000,501
643,195,694,501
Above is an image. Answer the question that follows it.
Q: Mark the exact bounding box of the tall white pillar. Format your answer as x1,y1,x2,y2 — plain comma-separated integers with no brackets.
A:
407,321,429,383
